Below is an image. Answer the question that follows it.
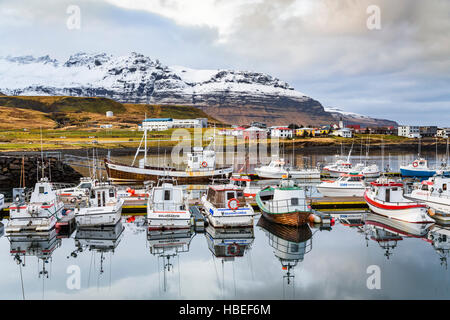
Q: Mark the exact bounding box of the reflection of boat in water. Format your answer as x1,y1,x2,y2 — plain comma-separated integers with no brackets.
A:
9,229,61,299
363,213,434,259
147,228,195,294
257,216,313,289
205,225,254,261
205,225,255,298
70,222,124,284
428,225,450,269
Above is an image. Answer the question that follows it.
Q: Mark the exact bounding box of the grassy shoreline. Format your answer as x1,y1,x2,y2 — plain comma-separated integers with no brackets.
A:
0,129,447,153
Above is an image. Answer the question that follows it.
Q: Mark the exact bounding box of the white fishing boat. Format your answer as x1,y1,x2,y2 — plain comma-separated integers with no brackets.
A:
322,160,380,178
405,174,450,223
254,155,320,179
317,174,366,197
56,177,97,206
201,185,255,228
147,181,191,230
364,177,435,224
6,178,65,235
75,182,124,227
117,185,151,207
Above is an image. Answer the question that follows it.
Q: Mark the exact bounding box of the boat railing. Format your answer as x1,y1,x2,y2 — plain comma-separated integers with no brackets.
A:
265,199,311,214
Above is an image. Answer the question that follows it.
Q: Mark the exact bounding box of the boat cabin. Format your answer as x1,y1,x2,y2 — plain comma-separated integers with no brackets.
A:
151,183,186,212
258,180,308,213
420,177,448,193
90,184,118,207
187,147,216,170
370,181,405,203
29,178,58,205
205,185,245,208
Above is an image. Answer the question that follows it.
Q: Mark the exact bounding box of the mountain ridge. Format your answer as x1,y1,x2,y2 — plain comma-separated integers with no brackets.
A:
0,52,397,127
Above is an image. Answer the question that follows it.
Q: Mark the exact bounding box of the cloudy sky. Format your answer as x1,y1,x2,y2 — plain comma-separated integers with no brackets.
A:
0,0,449,125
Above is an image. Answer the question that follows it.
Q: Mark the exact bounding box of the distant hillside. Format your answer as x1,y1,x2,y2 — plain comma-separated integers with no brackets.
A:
0,92,5,96
0,96,221,130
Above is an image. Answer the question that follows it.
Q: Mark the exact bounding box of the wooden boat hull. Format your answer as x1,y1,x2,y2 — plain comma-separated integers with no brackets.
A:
260,209,311,227
104,159,232,185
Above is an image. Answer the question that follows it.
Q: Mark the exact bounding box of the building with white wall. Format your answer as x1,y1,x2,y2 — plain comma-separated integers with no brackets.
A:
398,125,421,138
139,118,208,131
270,127,293,139
332,128,353,138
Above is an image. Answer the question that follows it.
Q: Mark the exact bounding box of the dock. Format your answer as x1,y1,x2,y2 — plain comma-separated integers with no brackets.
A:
189,206,206,231
308,196,368,211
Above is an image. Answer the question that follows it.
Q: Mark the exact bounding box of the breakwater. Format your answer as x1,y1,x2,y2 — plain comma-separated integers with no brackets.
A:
0,156,82,189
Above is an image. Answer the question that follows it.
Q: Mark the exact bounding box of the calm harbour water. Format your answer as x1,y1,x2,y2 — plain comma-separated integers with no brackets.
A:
0,150,449,300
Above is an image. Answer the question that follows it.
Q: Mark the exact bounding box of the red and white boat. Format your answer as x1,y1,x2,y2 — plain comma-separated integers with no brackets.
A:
364,178,435,224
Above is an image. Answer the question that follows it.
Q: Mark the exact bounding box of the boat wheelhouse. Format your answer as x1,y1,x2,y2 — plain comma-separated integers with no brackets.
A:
229,175,262,199
317,173,366,197
364,178,435,224
201,185,255,228
255,155,320,179
147,182,190,230
6,178,65,235
75,182,124,227
255,178,312,227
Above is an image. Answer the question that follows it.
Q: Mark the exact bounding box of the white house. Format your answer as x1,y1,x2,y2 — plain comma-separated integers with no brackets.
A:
398,125,420,138
332,128,353,138
270,127,293,139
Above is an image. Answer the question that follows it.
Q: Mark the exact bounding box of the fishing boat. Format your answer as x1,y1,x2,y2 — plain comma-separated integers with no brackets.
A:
405,174,450,223
56,177,97,206
317,173,366,197
254,155,320,179
147,180,191,230
201,185,255,228
74,182,124,227
364,177,435,224
104,130,233,185
322,160,379,178
255,178,312,227
428,225,450,268
6,178,65,235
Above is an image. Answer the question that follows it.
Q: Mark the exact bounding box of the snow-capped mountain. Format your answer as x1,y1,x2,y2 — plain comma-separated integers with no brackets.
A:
325,107,397,127
0,52,395,126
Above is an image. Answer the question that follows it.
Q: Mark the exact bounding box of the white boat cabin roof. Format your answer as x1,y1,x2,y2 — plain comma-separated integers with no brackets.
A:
29,178,58,204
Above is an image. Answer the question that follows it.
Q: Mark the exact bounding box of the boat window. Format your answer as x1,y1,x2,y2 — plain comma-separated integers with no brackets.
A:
226,191,235,200
109,188,115,198
193,157,198,162
291,198,299,205
290,243,299,253
102,191,106,207
164,190,171,201
422,184,429,191
80,183,91,189
39,187,45,194
237,191,244,198
443,184,447,191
